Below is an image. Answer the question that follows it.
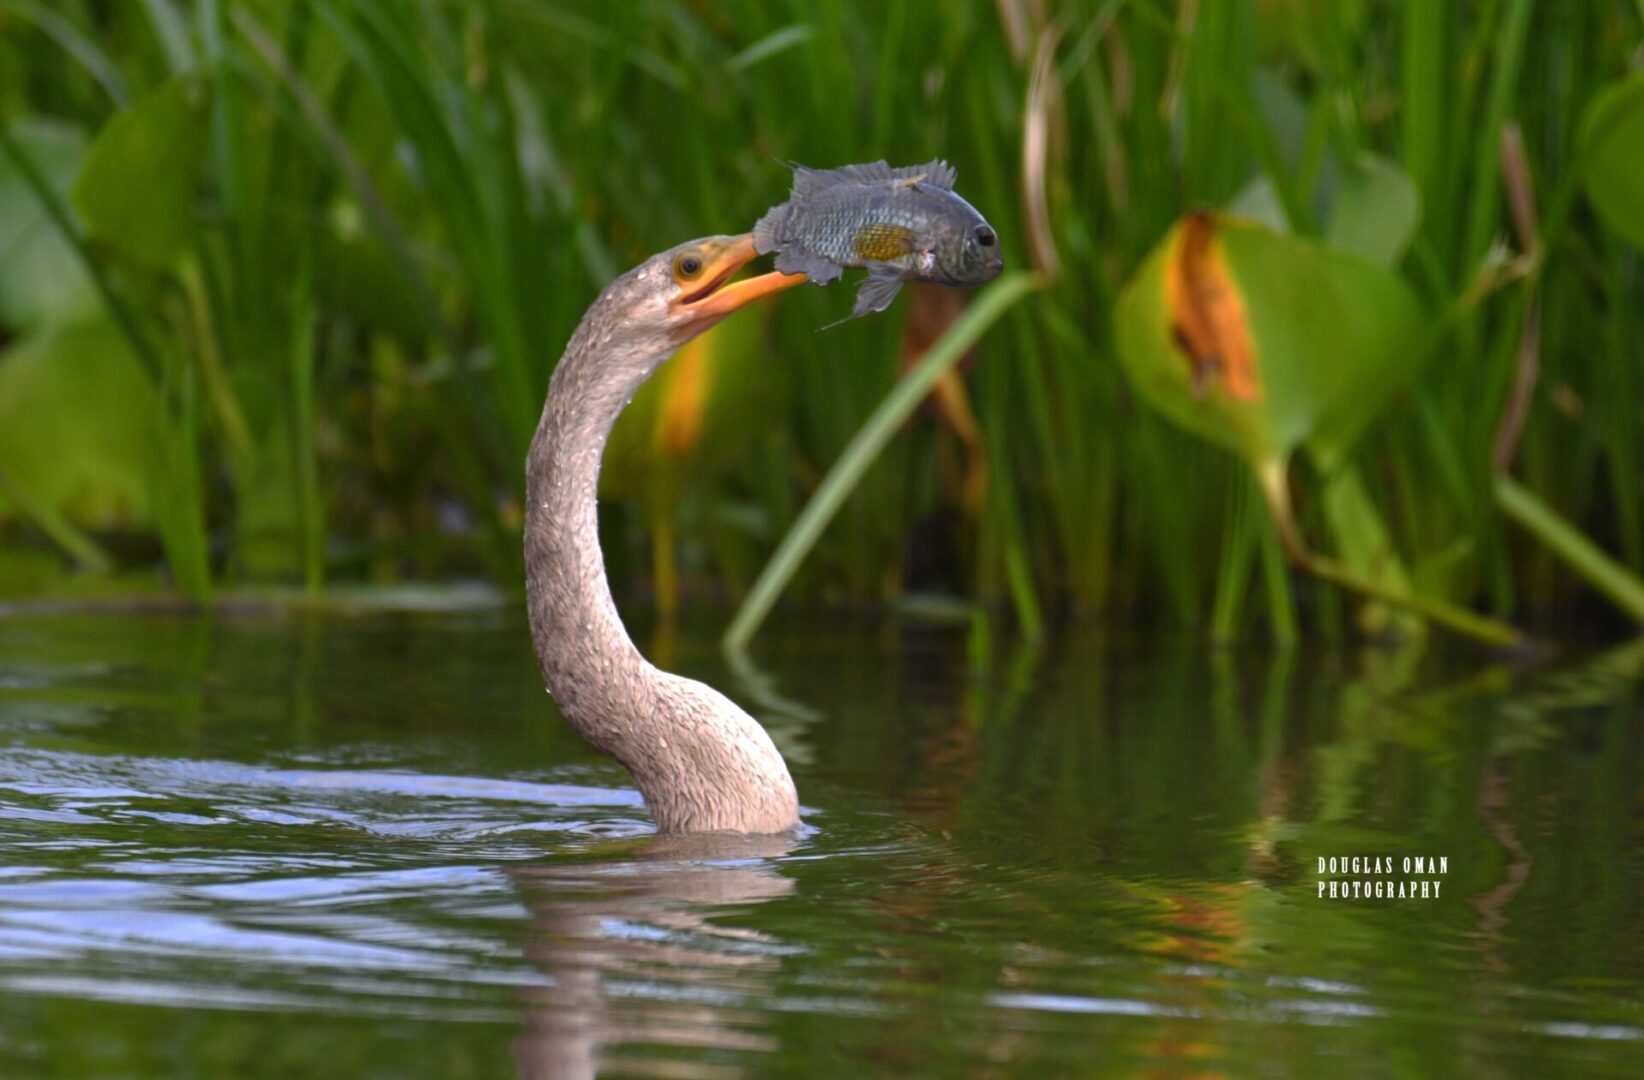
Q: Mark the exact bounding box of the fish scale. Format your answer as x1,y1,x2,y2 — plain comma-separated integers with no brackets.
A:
752,159,1002,325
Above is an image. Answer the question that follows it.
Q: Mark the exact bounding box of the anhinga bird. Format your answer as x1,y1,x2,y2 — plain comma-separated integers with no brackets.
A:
525,235,805,834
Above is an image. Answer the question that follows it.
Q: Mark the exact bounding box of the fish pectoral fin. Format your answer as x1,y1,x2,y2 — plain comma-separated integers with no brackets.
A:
852,223,917,262
816,268,906,331
774,249,845,285
852,267,905,317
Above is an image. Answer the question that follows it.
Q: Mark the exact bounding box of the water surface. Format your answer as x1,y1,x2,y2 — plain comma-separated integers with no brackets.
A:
1,611,1641,1076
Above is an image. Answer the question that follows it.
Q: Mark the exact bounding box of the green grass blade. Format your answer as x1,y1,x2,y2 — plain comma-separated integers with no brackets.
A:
1401,0,1445,219
151,363,212,602
1495,475,1644,626
726,24,813,72
289,247,324,594
1257,511,1298,645
1462,0,1532,269
231,5,457,356
1210,479,1255,643
0,0,129,105
139,0,194,74
725,272,1042,653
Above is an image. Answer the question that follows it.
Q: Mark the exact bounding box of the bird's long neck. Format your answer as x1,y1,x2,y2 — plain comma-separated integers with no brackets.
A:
524,324,664,742
524,280,799,835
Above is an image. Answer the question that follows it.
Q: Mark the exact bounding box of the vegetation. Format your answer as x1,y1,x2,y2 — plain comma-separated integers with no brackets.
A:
1,1,1642,645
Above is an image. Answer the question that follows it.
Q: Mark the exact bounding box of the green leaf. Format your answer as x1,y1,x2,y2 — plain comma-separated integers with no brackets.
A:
1326,152,1422,268
0,118,100,330
1226,174,1290,233
1113,213,1426,468
73,76,208,269
1580,69,1644,251
0,320,161,529
1115,214,1522,647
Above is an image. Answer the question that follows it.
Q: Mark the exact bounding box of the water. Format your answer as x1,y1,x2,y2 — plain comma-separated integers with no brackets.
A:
1,610,1641,1077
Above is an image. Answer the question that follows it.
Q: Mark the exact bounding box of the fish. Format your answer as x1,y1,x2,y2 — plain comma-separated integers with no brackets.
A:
752,159,1003,326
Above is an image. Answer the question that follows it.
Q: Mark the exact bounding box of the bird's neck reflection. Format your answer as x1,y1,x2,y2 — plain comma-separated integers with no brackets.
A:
510,832,798,1079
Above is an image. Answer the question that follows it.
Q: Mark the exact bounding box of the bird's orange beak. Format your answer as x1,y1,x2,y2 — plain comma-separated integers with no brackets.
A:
670,234,806,335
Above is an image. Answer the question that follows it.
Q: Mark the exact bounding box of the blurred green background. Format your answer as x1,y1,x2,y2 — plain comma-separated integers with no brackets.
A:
1,0,1642,644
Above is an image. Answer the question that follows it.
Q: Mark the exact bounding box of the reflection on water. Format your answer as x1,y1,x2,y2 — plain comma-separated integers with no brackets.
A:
512,832,797,1079
0,611,1640,1076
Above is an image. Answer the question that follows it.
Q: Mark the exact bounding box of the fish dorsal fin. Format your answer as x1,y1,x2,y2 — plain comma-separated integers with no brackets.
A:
788,159,957,198
788,163,840,200
897,159,956,190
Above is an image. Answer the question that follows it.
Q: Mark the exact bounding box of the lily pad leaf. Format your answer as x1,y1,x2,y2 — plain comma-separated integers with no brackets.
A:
73,76,207,270
1227,174,1290,233
0,320,160,528
1115,212,1426,468
1326,152,1421,268
1581,69,1644,251
0,118,100,330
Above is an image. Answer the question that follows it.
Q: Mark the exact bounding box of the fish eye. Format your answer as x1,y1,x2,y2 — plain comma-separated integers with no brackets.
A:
674,253,704,280
974,226,996,248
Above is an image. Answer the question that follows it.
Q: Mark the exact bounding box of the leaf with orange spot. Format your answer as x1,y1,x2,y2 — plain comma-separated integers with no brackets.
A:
1165,212,1260,402
1114,211,1531,646
1115,212,1425,469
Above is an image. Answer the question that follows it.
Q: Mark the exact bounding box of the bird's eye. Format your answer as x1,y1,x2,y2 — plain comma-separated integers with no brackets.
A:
675,253,704,279
975,226,996,248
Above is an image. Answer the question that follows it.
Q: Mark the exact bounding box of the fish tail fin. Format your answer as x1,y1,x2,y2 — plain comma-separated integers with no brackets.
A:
751,203,788,256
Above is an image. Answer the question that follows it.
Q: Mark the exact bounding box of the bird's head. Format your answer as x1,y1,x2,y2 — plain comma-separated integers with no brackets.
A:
594,235,805,354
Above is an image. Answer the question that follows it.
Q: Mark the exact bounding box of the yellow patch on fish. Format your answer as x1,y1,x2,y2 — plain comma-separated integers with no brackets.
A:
853,223,917,262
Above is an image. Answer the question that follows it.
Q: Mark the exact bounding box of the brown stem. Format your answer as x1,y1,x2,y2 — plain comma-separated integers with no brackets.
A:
1492,294,1542,474
1492,121,1543,474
